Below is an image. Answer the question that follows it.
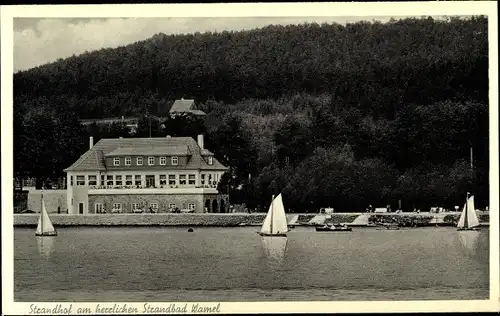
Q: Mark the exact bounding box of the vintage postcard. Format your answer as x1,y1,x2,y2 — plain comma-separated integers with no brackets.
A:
1,2,499,314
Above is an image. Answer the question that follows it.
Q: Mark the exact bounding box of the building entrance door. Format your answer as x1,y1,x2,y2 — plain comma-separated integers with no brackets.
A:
146,175,156,188
79,203,84,214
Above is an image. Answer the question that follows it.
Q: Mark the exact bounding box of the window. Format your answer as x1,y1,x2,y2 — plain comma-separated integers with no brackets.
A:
179,174,187,185
134,175,141,186
188,174,196,185
208,156,213,165
70,176,74,186
100,175,105,185
115,175,122,186
125,157,132,166
148,157,155,165
95,203,103,214
188,203,196,210
159,175,167,185
106,175,113,186
76,176,85,186
201,174,205,185
169,203,176,209
88,175,97,186
113,158,120,166
113,203,122,211
125,175,133,185
160,157,167,165
168,174,176,185
131,203,140,211
146,175,155,188
137,157,143,166
171,156,178,165
150,203,158,210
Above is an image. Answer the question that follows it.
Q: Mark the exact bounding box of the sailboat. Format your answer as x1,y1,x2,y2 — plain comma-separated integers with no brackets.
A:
258,194,288,237
35,195,58,236
457,193,480,231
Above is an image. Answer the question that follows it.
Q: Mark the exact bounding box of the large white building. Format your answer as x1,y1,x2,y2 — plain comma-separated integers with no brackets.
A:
63,134,229,214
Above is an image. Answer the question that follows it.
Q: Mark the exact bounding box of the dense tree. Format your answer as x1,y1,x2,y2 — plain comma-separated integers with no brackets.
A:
13,16,489,210
16,109,86,188
161,114,206,139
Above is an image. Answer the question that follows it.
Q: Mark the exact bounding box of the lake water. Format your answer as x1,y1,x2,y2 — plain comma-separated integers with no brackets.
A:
14,226,489,301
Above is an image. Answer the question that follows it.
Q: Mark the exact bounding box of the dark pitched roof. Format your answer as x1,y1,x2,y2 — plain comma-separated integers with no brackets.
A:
65,149,107,172
169,99,206,116
64,137,228,172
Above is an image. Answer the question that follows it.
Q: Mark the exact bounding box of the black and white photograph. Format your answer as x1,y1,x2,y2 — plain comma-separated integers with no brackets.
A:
1,2,498,314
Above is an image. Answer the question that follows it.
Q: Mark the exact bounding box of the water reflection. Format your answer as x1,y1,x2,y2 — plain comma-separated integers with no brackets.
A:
14,227,489,301
261,237,287,265
36,236,55,259
457,231,480,252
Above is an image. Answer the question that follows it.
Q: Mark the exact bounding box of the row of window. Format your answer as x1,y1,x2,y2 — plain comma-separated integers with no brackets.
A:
113,156,178,166
112,156,213,166
71,174,219,186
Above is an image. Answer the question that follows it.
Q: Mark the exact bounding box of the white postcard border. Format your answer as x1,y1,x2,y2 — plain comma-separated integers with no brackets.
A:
1,2,499,314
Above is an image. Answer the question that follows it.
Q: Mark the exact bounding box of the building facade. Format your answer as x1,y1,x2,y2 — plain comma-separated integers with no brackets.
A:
64,135,229,215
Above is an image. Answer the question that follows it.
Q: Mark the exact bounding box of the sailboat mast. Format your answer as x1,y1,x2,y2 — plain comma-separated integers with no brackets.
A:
464,192,469,229
270,195,275,234
40,191,44,233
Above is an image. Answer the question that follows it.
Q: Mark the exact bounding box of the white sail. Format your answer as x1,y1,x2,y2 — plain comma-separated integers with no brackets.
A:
271,194,288,234
260,194,288,235
457,195,480,229
36,236,55,259
260,202,274,235
261,236,287,264
457,202,467,229
36,199,57,235
466,195,480,228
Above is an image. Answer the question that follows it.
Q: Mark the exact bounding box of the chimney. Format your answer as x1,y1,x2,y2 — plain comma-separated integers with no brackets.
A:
166,135,171,139
89,136,94,150
197,134,204,149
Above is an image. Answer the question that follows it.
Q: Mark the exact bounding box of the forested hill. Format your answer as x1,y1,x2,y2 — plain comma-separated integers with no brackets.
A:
14,16,487,119
14,16,489,212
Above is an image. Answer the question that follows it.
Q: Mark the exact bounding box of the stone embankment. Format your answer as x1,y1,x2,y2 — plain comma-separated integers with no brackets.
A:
13,212,489,227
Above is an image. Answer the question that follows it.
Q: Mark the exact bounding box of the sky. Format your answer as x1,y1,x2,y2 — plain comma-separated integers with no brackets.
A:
13,16,419,72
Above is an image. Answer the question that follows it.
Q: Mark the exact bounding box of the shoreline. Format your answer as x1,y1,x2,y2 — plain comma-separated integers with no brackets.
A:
13,212,489,227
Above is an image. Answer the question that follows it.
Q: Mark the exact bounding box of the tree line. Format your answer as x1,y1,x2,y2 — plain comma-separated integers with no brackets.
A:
13,16,489,211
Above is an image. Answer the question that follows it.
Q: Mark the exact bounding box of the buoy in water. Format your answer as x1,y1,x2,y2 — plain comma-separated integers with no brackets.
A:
188,228,194,232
